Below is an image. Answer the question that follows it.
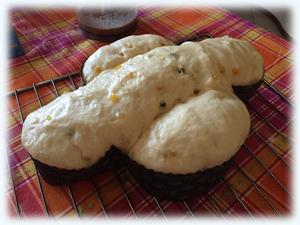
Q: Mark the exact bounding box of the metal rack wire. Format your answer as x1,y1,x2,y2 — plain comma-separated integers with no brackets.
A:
7,33,292,218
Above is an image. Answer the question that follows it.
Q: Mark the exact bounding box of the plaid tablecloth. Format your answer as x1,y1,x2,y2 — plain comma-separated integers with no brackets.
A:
7,7,293,218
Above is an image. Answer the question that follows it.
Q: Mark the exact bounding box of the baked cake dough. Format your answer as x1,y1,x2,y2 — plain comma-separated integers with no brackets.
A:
21,36,263,173
82,34,175,83
197,37,263,86
129,90,250,174
83,35,263,86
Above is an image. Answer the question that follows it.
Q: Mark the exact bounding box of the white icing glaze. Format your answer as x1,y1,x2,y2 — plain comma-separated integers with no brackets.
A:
129,90,250,174
82,34,175,83
21,36,262,172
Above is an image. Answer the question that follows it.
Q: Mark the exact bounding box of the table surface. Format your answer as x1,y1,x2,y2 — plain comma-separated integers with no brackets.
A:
7,7,293,218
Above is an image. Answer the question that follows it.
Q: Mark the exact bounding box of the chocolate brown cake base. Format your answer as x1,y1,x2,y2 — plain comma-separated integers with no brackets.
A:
233,79,263,102
32,147,122,185
80,63,88,85
123,154,234,201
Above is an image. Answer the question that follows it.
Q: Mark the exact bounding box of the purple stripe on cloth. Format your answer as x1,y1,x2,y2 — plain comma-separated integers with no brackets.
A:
9,148,30,169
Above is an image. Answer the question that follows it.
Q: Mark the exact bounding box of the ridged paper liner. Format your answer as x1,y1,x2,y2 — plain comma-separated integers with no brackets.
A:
233,79,263,102
123,154,234,200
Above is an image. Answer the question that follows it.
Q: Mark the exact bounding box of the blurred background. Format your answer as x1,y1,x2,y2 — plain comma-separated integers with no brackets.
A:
226,7,291,40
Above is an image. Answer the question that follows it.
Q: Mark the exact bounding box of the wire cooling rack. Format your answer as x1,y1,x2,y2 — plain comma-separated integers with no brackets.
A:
6,33,292,218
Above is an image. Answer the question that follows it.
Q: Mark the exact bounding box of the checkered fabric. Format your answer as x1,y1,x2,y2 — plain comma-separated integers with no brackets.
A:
7,7,293,218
